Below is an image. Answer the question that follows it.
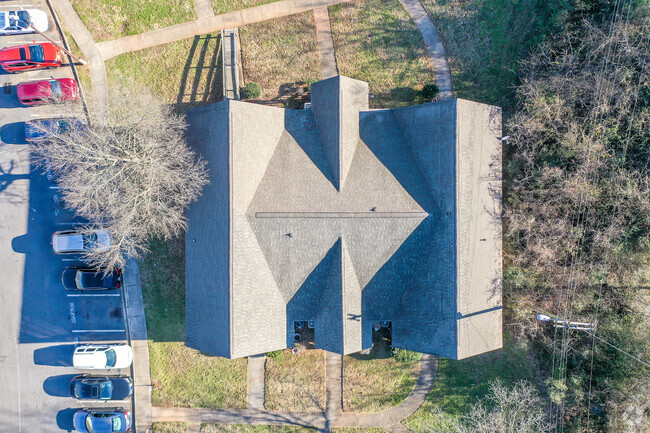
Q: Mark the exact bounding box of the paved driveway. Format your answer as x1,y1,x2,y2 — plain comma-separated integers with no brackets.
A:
0,2,131,431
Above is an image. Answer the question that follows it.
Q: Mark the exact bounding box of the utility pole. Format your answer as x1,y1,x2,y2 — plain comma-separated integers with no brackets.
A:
18,18,87,65
536,314,596,331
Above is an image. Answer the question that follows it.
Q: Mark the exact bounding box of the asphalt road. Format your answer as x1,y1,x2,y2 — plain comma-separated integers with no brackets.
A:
0,2,131,431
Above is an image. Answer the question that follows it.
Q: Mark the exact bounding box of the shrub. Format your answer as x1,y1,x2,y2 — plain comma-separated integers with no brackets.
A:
391,347,422,362
266,350,284,359
421,83,439,101
242,82,261,99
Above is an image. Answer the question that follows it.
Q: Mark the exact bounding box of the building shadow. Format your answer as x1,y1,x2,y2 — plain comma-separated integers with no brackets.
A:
43,374,76,397
175,34,223,112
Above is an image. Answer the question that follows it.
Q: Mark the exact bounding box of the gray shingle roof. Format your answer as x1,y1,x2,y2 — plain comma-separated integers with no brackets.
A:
185,76,502,359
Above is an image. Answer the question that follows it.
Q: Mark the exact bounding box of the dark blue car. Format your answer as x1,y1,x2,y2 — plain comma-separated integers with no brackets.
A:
70,375,133,400
24,117,85,142
73,408,131,432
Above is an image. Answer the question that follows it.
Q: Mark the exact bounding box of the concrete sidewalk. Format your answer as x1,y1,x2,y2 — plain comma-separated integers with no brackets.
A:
397,0,453,99
97,0,352,60
123,258,153,433
48,0,109,114
313,7,338,79
248,355,266,410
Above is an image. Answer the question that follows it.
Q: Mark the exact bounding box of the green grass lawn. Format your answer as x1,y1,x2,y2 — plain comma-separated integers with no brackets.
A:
404,337,538,432
106,34,222,109
329,0,434,109
153,423,188,433
419,0,566,110
265,349,326,411
239,12,321,107
70,0,195,42
202,426,317,433
212,0,280,15
342,332,420,412
334,429,385,433
140,236,247,408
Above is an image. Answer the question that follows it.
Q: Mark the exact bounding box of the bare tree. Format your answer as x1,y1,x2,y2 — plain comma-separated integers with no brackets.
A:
455,380,552,433
30,87,209,269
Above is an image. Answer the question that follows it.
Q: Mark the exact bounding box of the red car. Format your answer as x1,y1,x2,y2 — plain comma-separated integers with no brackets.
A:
17,78,78,106
0,42,62,73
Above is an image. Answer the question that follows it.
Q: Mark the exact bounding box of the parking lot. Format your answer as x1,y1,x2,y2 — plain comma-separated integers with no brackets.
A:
0,1,133,431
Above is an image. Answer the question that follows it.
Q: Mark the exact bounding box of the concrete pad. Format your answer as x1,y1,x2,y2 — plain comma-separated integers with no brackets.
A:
123,35,145,54
205,14,225,32
240,6,264,24
197,16,216,34
292,0,315,13
139,29,167,50
258,1,296,20
222,10,244,28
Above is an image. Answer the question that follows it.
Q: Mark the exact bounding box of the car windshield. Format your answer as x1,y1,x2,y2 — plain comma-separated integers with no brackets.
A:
105,348,117,368
86,415,95,433
28,44,44,62
57,119,70,132
112,416,122,431
49,80,62,99
17,11,29,23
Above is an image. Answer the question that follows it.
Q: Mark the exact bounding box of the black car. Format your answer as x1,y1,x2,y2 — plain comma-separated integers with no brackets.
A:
61,268,121,291
70,375,133,400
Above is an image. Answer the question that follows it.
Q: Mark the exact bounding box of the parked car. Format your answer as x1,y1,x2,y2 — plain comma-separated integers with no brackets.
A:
62,267,121,291
73,344,133,370
70,375,133,400
0,42,62,72
17,78,78,105
51,229,111,254
0,10,48,35
25,117,86,142
73,408,131,433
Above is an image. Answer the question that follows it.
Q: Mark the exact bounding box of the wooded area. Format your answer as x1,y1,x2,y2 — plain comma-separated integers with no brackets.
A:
504,0,649,430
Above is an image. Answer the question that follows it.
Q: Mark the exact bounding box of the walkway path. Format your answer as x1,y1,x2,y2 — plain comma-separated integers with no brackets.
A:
397,0,453,98
194,0,216,19
97,0,353,61
152,354,438,429
123,258,153,433
248,355,266,410
325,352,343,426
313,7,338,79
49,0,109,115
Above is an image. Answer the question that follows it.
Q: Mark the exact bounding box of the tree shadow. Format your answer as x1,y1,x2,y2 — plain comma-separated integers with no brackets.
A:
176,34,223,112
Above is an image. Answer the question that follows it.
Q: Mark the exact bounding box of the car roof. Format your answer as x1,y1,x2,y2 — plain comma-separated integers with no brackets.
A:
17,80,51,99
52,232,83,252
73,350,108,369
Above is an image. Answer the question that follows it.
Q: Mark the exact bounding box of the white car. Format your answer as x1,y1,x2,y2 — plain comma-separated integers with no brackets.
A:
73,344,133,369
0,10,49,35
51,229,112,254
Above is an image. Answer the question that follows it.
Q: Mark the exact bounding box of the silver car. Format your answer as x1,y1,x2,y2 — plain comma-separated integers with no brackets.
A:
51,229,111,254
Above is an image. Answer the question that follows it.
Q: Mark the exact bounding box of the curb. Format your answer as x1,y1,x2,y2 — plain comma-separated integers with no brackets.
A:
44,0,90,120
123,258,153,433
